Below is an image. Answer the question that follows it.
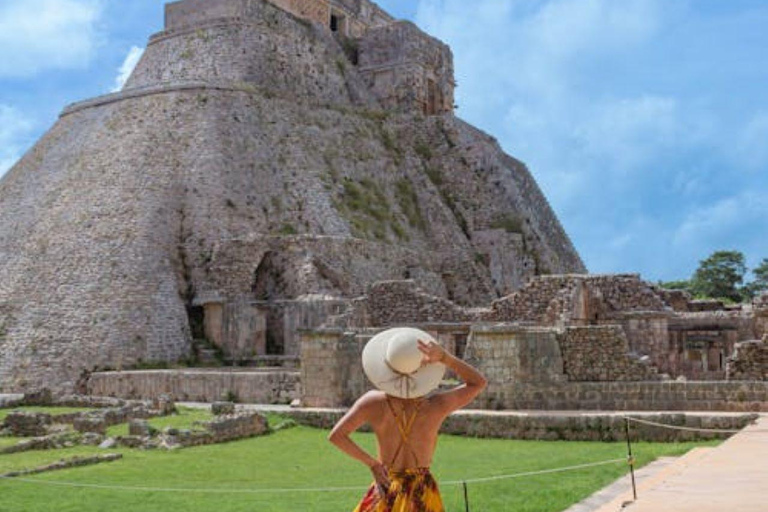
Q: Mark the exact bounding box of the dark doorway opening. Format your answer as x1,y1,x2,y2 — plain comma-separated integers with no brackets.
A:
330,14,339,32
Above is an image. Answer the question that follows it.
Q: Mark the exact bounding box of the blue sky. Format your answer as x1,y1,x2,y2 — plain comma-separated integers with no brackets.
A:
1,0,766,283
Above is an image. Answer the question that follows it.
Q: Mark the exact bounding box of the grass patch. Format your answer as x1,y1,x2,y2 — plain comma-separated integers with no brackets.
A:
0,423,717,512
277,223,298,235
395,179,426,232
490,213,524,234
336,178,392,240
424,166,443,186
415,142,433,160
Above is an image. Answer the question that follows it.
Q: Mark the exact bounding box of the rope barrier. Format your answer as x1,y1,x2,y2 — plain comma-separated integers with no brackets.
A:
442,458,627,485
0,457,627,494
623,416,744,434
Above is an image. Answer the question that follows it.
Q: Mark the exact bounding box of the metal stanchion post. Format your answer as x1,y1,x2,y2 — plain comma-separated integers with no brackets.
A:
624,418,638,501
463,481,470,512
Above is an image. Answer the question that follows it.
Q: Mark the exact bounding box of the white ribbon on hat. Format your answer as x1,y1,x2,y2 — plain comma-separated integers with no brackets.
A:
381,360,418,398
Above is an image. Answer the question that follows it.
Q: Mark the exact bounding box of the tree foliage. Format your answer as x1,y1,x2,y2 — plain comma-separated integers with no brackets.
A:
689,250,746,302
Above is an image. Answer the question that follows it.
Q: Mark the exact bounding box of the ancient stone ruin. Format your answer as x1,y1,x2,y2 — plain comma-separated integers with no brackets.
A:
0,0,765,413
0,0,583,393
301,275,768,411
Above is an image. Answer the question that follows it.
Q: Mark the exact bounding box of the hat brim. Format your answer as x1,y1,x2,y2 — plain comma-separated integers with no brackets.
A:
362,327,445,399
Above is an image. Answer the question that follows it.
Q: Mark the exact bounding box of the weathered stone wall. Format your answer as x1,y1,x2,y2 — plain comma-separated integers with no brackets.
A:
201,235,442,302
300,324,468,406
358,21,454,115
166,0,392,38
354,280,471,327
727,338,768,381
558,326,658,382
470,381,768,412
667,312,755,380
486,274,667,325
472,230,534,297
260,406,757,442
197,298,267,359
0,93,194,393
654,287,691,312
128,2,372,106
0,0,585,392
87,369,299,404
456,325,566,410
300,329,368,407
616,312,670,374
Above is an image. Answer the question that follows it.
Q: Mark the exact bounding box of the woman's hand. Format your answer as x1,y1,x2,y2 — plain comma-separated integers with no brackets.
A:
418,339,447,365
369,461,391,496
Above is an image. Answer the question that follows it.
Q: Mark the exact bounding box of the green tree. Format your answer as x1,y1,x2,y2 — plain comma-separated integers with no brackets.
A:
689,250,747,302
742,258,768,300
753,258,768,292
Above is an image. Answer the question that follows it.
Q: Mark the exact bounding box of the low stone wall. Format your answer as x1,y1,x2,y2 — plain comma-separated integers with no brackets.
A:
559,326,658,381
473,381,768,412
727,339,768,381
264,407,757,442
115,412,269,449
88,369,300,404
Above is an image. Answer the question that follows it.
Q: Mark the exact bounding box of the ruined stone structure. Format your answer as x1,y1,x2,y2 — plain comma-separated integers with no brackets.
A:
0,0,585,393
300,274,768,410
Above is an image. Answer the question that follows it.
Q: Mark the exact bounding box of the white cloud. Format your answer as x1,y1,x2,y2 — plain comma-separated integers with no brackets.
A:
112,46,144,92
0,105,34,178
0,0,103,77
673,192,768,249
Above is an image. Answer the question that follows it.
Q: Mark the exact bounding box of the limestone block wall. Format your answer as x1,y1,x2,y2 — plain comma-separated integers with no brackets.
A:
360,280,471,327
481,381,768,412
358,21,454,115
484,275,579,325
667,312,751,380
268,0,331,27
0,94,196,393
87,369,299,404
128,0,373,107
300,329,369,407
486,274,667,325
558,326,658,382
282,408,755,442
616,312,670,373
463,325,565,409
300,325,467,407
727,338,768,381
201,235,440,301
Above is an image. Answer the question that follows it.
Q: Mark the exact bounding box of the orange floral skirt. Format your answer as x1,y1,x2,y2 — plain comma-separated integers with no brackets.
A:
352,467,444,512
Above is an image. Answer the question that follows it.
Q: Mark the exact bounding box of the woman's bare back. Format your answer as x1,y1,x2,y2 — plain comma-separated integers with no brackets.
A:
367,392,447,471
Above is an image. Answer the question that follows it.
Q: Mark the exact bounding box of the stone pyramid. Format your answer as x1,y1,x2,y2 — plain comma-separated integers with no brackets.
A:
0,0,585,392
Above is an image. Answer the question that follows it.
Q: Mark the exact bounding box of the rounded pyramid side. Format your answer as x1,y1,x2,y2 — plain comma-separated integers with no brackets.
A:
0,93,207,392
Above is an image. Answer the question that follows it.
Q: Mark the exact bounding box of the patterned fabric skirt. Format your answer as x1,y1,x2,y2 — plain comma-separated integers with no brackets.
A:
352,467,445,512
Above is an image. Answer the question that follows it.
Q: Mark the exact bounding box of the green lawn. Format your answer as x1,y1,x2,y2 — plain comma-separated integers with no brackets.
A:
0,417,716,512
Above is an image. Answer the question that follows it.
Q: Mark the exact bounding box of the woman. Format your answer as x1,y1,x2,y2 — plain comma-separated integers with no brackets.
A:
328,327,487,512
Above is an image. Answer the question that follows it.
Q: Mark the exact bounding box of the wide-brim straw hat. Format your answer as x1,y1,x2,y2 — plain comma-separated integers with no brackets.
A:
362,327,445,399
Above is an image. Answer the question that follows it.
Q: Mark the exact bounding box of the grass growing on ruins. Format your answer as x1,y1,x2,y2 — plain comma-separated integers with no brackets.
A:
0,414,718,512
105,406,215,437
0,406,92,423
